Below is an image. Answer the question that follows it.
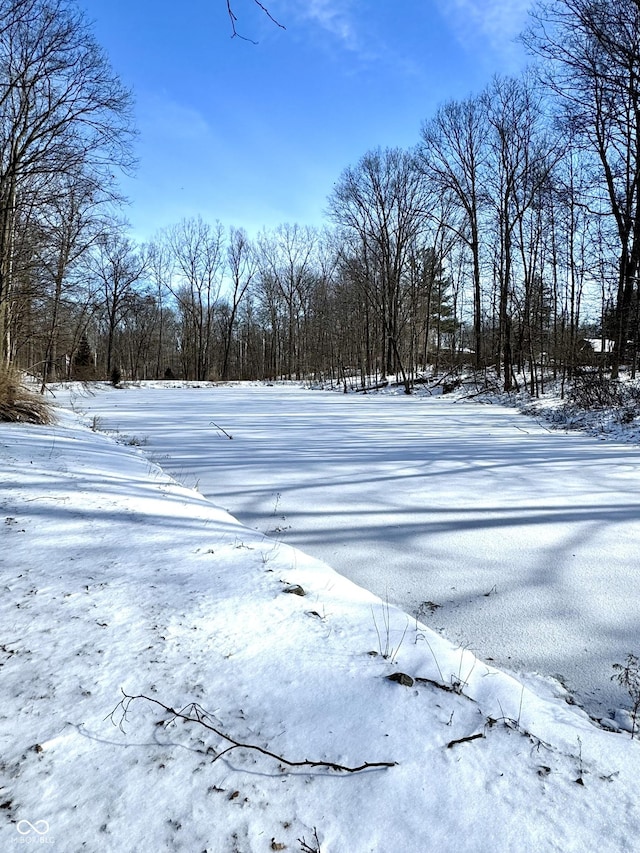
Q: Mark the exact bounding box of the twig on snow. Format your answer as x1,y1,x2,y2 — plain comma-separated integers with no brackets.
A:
108,690,396,773
210,420,233,439
298,827,322,852
446,732,484,748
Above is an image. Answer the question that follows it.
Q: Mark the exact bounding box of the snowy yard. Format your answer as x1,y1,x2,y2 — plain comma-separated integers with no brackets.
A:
1,382,639,851
65,382,640,717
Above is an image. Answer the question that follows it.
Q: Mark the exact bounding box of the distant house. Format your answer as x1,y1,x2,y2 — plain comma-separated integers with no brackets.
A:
577,338,615,366
583,338,615,354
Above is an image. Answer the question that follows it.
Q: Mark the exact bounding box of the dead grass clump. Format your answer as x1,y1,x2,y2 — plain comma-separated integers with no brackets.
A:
0,365,52,424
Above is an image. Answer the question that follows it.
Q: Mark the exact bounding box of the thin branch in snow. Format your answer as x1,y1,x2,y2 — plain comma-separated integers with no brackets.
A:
446,732,484,749
108,690,396,773
210,420,233,439
298,827,322,853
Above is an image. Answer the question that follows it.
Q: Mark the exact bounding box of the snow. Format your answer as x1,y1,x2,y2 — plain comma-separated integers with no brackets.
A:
57,381,640,718
1,382,640,851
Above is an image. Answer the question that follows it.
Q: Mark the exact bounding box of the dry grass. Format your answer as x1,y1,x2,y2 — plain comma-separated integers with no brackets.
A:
0,364,52,424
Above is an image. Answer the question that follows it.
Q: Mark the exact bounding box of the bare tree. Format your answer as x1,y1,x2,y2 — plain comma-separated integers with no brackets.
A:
166,217,225,381
221,226,256,379
145,238,178,379
524,0,640,376
419,96,489,370
91,232,146,377
328,147,428,391
256,224,317,380
482,74,556,391
0,0,134,364
37,172,115,386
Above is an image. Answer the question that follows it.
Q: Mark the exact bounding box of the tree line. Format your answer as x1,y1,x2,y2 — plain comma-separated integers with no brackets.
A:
2,0,640,393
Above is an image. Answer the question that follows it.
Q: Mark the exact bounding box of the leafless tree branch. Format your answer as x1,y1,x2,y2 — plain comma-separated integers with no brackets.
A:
109,690,396,773
226,0,286,43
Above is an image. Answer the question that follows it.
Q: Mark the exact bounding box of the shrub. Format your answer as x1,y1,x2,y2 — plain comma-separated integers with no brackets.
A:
612,653,640,738
569,371,623,408
569,371,640,419
0,364,52,424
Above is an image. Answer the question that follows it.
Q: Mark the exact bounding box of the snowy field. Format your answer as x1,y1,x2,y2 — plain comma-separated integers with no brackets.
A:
60,381,640,718
1,381,639,851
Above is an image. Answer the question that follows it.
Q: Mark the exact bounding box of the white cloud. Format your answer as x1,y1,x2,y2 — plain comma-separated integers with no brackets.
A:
286,0,360,51
138,94,214,143
306,0,354,41
437,0,531,57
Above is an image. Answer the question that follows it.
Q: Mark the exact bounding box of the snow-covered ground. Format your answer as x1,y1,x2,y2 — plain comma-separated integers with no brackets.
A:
1,383,639,851
57,381,640,719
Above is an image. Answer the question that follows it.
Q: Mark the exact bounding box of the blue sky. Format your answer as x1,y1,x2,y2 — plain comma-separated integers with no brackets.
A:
81,0,531,241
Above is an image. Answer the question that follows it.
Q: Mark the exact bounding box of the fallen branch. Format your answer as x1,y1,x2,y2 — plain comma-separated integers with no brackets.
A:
446,732,484,749
108,691,396,773
298,827,322,853
351,380,390,393
210,420,233,439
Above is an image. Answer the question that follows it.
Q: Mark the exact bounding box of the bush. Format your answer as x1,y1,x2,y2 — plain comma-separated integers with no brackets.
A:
0,364,52,424
612,654,640,738
569,371,640,414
